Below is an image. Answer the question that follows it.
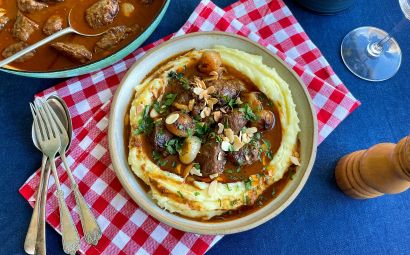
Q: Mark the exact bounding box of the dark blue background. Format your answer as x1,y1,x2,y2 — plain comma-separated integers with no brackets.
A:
1,0,409,254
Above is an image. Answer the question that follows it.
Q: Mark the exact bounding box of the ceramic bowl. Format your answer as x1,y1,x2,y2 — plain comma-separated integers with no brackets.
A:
0,0,170,79
108,32,318,235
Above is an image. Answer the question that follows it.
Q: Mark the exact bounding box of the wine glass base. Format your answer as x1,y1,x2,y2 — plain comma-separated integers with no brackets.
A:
341,26,402,82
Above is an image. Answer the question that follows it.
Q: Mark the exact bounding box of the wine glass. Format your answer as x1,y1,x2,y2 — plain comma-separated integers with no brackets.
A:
341,0,410,81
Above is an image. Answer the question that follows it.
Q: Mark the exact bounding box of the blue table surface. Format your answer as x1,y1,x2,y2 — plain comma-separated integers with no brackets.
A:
1,0,409,254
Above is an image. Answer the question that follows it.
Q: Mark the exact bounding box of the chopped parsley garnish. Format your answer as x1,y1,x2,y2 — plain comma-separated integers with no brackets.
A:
193,163,200,169
194,191,200,196
288,168,296,180
168,71,190,90
152,151,167,166
262,139,273,159
153,93,176,114
226,169,233,174
172,161,177,168
165,138,183,155
236,167,241,173
244,178,253,190
133,105,154,135
230,199,238,206
245,195,251,205
226,184,232,191
239,104,258,121
271,187,276,197
194,122,210,137
177,191,184,198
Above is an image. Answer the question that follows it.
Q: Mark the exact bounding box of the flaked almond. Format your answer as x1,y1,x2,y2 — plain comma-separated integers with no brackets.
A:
173,102,189,112
220,108,227,114
207,97,218,109
193,76,206,89
233,136,244,151
188,99,195,111
150,108,159,118
290,156,301,166
209,70,219,76
209,173,219,179
165,113,180,124
246,127,258,134
193,87,204,96
221,141,232,152
200,107,211,119
236,97,243,104
217,123,224,134
224,128,235,143
208,180,218,196
207,86,216,94
190,166,202,176
213,111,222,122
241,133,251,144
217,151,224,161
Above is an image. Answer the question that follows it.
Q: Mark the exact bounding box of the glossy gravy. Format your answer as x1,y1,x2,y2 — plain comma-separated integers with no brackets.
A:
0,0,165,71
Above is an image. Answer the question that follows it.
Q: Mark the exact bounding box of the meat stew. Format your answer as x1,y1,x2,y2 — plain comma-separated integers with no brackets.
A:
0,0,165,71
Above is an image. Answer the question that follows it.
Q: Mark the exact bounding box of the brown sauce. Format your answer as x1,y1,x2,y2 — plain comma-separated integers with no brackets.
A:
124,52,296,221
0,0,165,71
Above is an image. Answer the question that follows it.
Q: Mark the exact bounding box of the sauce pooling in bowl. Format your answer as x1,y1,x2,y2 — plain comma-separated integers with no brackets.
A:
0,0,165,72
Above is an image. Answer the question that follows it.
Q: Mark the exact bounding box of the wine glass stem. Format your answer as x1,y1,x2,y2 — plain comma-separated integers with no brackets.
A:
367,34,392,57
366,18,408,57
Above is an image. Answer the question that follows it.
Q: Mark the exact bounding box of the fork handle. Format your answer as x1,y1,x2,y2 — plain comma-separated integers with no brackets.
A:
61,154,102,245
34,159,51,255
24,155,48,254
49,158,80,255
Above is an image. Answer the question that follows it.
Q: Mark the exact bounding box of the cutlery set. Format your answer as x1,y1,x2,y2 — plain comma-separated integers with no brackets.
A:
26,97,101,255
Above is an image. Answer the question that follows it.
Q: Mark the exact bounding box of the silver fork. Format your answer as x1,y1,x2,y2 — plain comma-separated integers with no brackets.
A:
46,102,102,245
32,100,80,255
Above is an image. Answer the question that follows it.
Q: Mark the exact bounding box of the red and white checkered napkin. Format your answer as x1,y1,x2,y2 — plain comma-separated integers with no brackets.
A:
19,0,360,254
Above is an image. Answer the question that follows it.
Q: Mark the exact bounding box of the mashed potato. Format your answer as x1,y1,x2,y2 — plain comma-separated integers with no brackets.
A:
128,46,300,219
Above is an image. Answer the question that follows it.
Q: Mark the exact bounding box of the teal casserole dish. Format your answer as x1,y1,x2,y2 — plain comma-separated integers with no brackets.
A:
0,0,170,78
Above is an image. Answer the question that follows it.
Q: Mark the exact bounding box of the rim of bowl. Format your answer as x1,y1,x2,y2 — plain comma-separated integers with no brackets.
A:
0,0,170,78
109,31,318,235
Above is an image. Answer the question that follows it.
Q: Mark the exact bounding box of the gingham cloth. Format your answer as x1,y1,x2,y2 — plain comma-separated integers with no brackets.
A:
19,0,360,254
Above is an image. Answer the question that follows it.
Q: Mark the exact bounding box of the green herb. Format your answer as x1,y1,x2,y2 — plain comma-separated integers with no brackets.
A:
177,191,184,198
195,122,210,137
178,124,184,130
262,139,273,159
226,169,233,174
153,93,177,114
244,178,253,190
187,128,193,137
152,151,161,162
230,199,238,206
133,105,154,135
226,184,232,191
239,104,258,121
271,187,276,197
288,168,296,180
194,192,200,196
168,71,190,90
227,98,238,109
245,195,251,205
236,167,241,173
157,159,168,167
193,163,200,169
165,138,183,155
172,161,177,168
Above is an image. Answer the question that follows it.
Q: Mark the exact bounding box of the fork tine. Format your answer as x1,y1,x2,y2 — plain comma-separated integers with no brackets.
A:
42,100,60,139
35,100,53,139
44,100,66,136
32,102,49,141
30,103,44,142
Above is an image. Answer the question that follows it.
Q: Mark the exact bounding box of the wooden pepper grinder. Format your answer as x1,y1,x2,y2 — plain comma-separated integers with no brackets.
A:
335,134,410,199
